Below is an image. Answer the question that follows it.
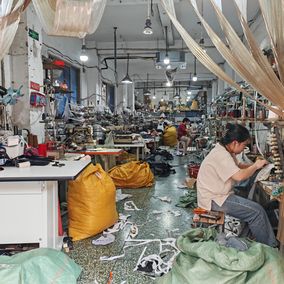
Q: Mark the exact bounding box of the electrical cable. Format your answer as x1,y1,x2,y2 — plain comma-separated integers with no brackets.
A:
43,42,100,70
150,0,154,16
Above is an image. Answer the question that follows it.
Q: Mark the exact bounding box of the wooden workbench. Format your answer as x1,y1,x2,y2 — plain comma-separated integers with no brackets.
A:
66,148,124,171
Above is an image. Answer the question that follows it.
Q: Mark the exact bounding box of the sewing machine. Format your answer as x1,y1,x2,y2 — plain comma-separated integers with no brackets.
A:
114,134,143,144
0,135,25,159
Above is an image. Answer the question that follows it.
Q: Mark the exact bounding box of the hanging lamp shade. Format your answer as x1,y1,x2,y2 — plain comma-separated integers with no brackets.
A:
143,73,151,95
163,26,170,65
143,18,153,35
143,0,153,35
121,53,133,84
80,38,88,62
192,56,198,81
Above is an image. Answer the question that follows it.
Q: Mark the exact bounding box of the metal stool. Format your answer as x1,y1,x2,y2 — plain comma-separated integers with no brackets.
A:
177,140,187,155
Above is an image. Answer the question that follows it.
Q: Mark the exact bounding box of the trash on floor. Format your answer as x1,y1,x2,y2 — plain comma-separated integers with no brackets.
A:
100,237,179,279
116,189,132,202
133,238,179,278
92,234,116,246
129,224,139,238
124,200,141,211
152,210,163,214
103,213,131,235
170,210,181,217
154,196,172,203
177,184,188,189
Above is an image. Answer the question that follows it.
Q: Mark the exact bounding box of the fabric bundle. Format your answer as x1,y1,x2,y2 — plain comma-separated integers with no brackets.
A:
0,0,29,61
161,0,284,117
32,0,106,38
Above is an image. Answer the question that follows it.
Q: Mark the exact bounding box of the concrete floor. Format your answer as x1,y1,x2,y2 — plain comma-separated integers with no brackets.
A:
68,154,195,284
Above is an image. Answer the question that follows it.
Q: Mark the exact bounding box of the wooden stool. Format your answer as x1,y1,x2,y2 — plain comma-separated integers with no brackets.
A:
177,140,187,155
192,211,225,232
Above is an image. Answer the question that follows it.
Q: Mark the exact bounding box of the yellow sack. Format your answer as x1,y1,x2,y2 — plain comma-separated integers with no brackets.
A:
163,126,178,146
108,161,154,188
68,163,118,241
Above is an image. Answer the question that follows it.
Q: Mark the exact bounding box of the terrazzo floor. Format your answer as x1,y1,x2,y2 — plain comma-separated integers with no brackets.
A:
67,154,196,284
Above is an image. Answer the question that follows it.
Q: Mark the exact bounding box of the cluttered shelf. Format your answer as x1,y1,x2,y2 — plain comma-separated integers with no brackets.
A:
213,116,284,124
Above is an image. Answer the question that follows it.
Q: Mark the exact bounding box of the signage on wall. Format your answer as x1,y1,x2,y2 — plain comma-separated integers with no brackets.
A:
28,28,39,41
30,92,46,107
30,81,40,91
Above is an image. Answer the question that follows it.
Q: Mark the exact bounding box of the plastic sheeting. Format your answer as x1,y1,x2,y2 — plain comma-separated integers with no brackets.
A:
108,161,154,188
158,228,284,284
0,248,81,284
32,0,106,38
68,163,118,241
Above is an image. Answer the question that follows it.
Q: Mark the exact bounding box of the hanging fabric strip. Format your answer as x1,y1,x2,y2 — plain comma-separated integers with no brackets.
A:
189,0,284,111
54,0,95,38
234,0,247,22
258,0,284,83
0,0,29,61
233,1,284,101
207,0,284,109
32,0,107,38
160,0,283,117
212,0,222,11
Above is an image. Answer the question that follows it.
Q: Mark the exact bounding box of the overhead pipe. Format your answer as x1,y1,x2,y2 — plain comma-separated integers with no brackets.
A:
114,27,118,85
101,55,156,70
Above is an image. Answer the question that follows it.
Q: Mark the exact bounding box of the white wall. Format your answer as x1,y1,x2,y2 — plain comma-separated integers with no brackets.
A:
9,11,30,133
27,6,45,142
4,4,103,142
42,32,94,102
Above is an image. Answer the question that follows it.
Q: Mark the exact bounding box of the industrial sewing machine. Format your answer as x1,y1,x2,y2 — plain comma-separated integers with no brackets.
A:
114,133,143,144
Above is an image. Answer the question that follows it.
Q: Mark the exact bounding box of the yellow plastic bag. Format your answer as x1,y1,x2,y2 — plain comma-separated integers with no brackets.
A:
163,125,178,146
108,161,154,188
68,163,118,241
